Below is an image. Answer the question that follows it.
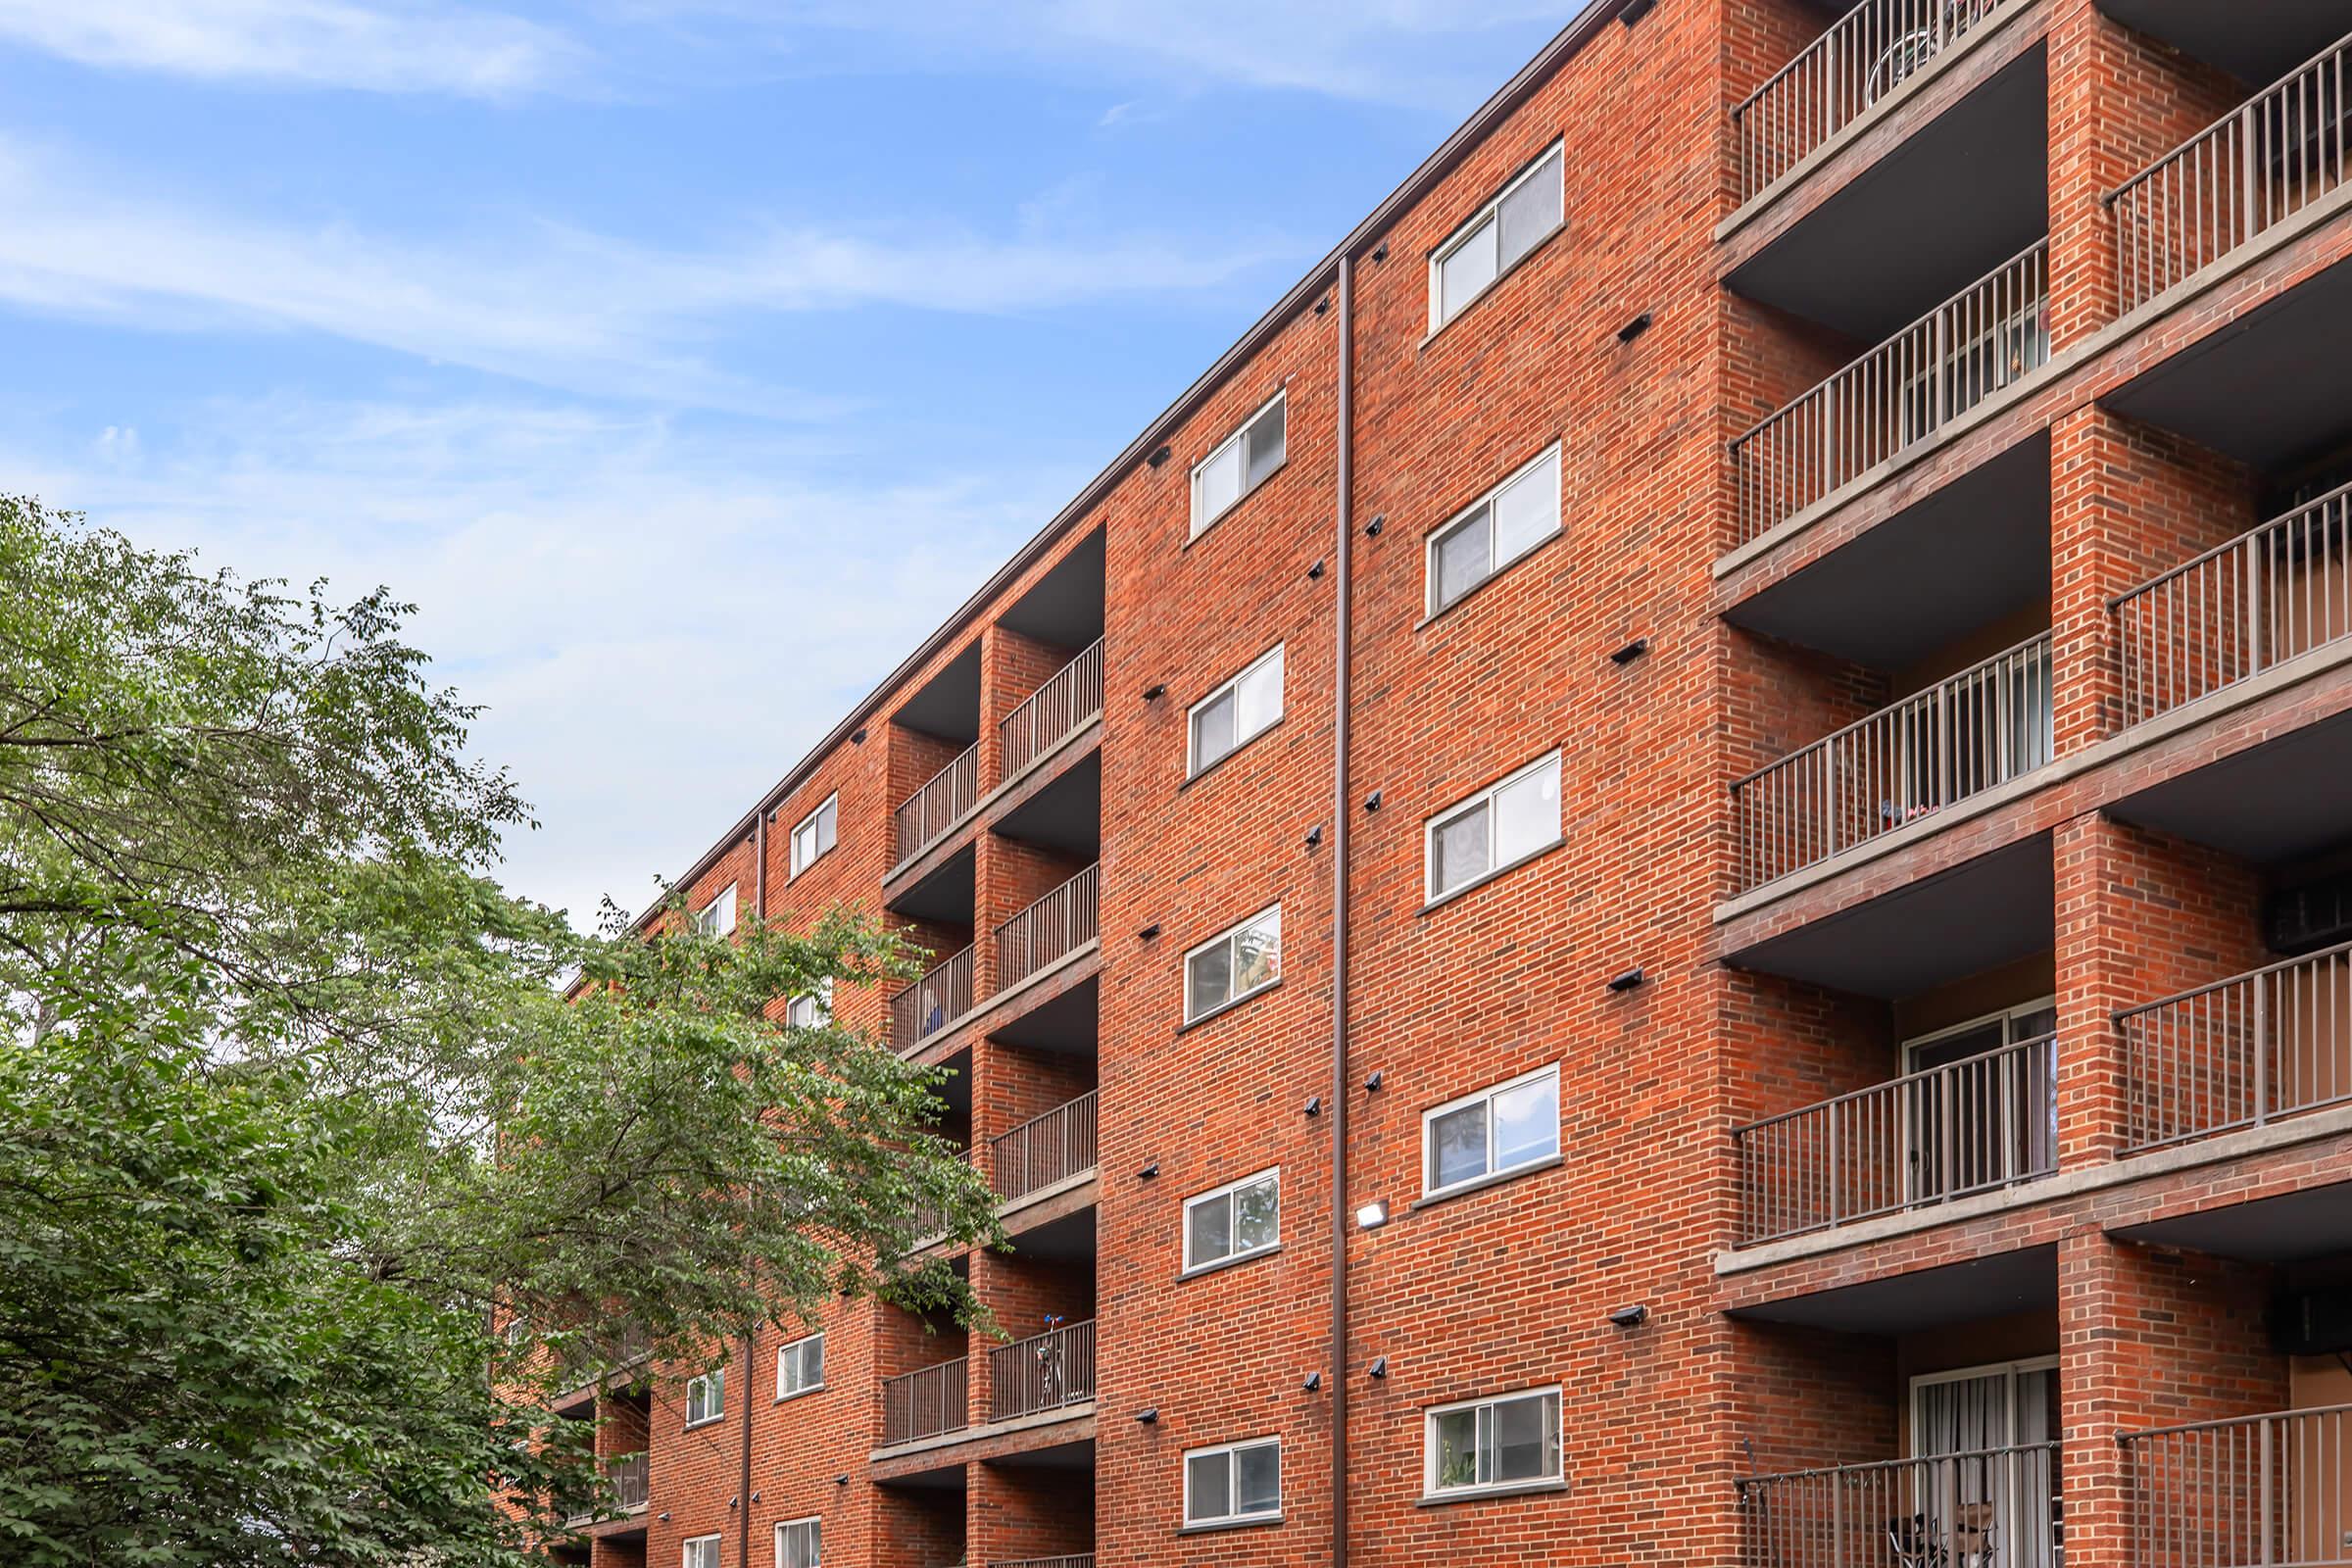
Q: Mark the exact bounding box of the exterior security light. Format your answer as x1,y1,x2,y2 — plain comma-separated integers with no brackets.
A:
1609,1304,1649,1329
1356,1200,1389,1230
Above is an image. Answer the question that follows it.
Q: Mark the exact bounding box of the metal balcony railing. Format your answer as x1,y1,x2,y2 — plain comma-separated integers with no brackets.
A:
1732,240,2048,545
1730,632,2053,891
2108,32,2352,315
1732,1032,2056,1245
991,1090,1099,1205
988,1319,1097,1424
881,1357,967,1446
609,1450,648,1512
1739,1444,2061,1568
2112,481,2352,730
902,1146,979,1247
894,740,981,865
1733,0,2015,202
1000,638,1103,781
2122,1403,2351,1568
990,1558,1095,1568
2118,939,2352,1154
996,864,1100,992
891,945,973,1052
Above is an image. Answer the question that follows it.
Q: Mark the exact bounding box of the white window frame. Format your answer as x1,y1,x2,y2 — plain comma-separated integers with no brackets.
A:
775,1331,825,1399
1423,1385,1565,1498
684,1535,722,1568
1423,751,1563,903
1182,1435,1283,1528
790,793,838,878
1428,139,1564,332
1424,443,1563,617
693,884,737,937
1187,643,1285,778
684,1368,725,1429
1181,1165,1281,1276
773,1518,820,1568
785,977,834,1031
1189,389,1288,540
1421,1063,1562,1199
1182,904,1283,1023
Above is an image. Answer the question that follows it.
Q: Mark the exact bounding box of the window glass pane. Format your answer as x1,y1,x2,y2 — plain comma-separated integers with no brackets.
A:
794,821,816,869
805,1338,823,1386
1433,1407,1479,1491
1491,1075,1558,1172
1492,760,1559,863
1440,220,1497,319
1430,1101,1489,1190
1187,941,1232,1018
1196,440,1243,526
1187,1194,1232,1266
1492,1394,1552,1483
1435,507,1493,611
1193,690,1238,772
1498,150,1564,268
1236,649,1283,739
1232,912,1280,994
782,1523,818,1568
1246,403,1286,488
817,798,837,854
1493,449,1560,564
1432,802,1491,896
1236,1443,1280,1514
1187,1451,1231,1521
1234,1177,1279,1250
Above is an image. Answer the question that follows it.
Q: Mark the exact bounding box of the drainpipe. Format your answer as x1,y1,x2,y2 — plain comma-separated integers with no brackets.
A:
744,821,763,1568
1330,250,1354,1568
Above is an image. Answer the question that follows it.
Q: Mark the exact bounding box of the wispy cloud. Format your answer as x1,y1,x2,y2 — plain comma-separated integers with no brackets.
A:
0,0,581,96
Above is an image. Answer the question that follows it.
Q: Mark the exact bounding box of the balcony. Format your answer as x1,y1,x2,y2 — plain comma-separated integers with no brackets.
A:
990,1091,1099,1207
1733,240,2049,548
987,1318,1097,1425
896,742,981,867
1739,1444,2060,1568
564,1450,648,1528
990,1559,1095,1568
997,865,1100,993
1731,631,2053,892
2113,483,2352,730
2118,940,2352,1155
882,1356,968,1446
1000,639,1103,782
2120,1403,2349,1568
1733,1030,2056,1246
892,944,974,1053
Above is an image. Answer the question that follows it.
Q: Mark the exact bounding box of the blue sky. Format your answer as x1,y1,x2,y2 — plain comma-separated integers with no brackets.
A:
0,0,1588,927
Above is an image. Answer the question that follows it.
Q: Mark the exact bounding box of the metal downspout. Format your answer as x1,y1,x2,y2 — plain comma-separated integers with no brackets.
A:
1331,250,1354,1568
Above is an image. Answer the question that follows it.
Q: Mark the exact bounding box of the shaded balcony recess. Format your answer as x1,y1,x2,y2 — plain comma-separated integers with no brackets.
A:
2113,481,2352,730
988,1318,1096,1425
564,1450,648,1527
990,1090,1099,1206
892,945,974,1053
1731,631,2053,892
1738,1444,2061,1568
882,1356,968,1446
895,741,981,866
1733,1031,2056,1246
2120,1403,2350,1568
1734,239,2049,546
997,864,1100,993
1734,0,2019,203
2108,31,2352,317
1000,639,1103,781
2119,939,2352,1155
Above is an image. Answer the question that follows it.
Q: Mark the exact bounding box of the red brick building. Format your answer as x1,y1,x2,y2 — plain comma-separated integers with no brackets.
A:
551,3,2352,1566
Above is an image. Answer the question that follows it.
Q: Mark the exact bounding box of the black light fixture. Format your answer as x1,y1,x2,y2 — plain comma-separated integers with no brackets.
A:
1365,514,1385,537
659,1513,672,1522
852,726,868,744
1372,240,1390,263
1621,0,1657,23
1302,1371,1323,1392
1369,1356,1389,1379
1147,445,1172,467
751,1492,761,1502
1610,636,1651,665
1608,967,1647,993
1307,559,1326,580
729,1496,739,1510
1142,683,1166,702
834,1473,851,1486
1617,310,1654,344
1364,1069,1384,1092
1314,295,1330,316
1138,1160,1160,1180
1608,1303,1650,1328
1363,790,1383,812
1304,824,1323,848
1304,1095,1323,1117
1138,922,1161,941
1137,1406,1160,1424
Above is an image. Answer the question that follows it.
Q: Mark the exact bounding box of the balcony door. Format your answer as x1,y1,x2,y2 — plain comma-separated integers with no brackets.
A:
1903,1000,2057,1204
1911,1357,2060,1568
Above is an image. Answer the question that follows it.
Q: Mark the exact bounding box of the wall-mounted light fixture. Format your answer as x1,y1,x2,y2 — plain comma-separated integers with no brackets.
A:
1608,967,1647,993
852,727,868,745
1142,683,1166,702
1138,1160,1160,1180
1304,824,1324,849
1314,295,1330,316
1363,790,1383,812
1303,1095,1323,1117
834,1473,851,1486
1355,1200,1390,1230
1138,923,1161,941
1308,559,1326,580
1608,1303,1650,1329
1621,0,1657,23
1364,1069,1385,1092
1137,1406,1160,1424
1303,1370,1323,1391
1617,311,1654,344
1369,1355,1389,1379
1610,636,1651,665
1372,240,1390,263
1148,445,1172,467
1365,514,1386,537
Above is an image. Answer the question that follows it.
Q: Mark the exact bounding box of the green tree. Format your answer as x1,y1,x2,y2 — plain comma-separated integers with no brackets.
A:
0,496,994,1565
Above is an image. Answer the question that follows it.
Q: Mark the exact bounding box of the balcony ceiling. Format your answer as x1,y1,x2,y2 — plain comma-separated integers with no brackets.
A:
2112,1177,2352,1263
1730,1244,2057,1334
1728,433,2050,669
895,641,983,745
2103,252,2352,474
990,1436,1096,1471
1726,834,2054,1000
996,750,1102,858
992,974,1099,1054
887,839,975,923
1729,47,2049,343
2106,704,2352,865
2099,0,2349,87
998,527,1104,652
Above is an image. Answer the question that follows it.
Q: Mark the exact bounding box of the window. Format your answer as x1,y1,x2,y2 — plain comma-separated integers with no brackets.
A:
1182,1167,1280,1274
1430,142,1563,330
1426,1387,1562,1497
1424,1064,1560,1198
1190,391,1287,539
774,1518,820,1568
1183,905,1282,1022
1425,752,1562,902
684,1369,725,1428
791,794,838,877
1184,1436,1281,1527
1189,645,1285,777
776,1333,825,1398
693,885,737,937
1426,444,1562,616
684,1537,722,1568
785,978,834,1030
